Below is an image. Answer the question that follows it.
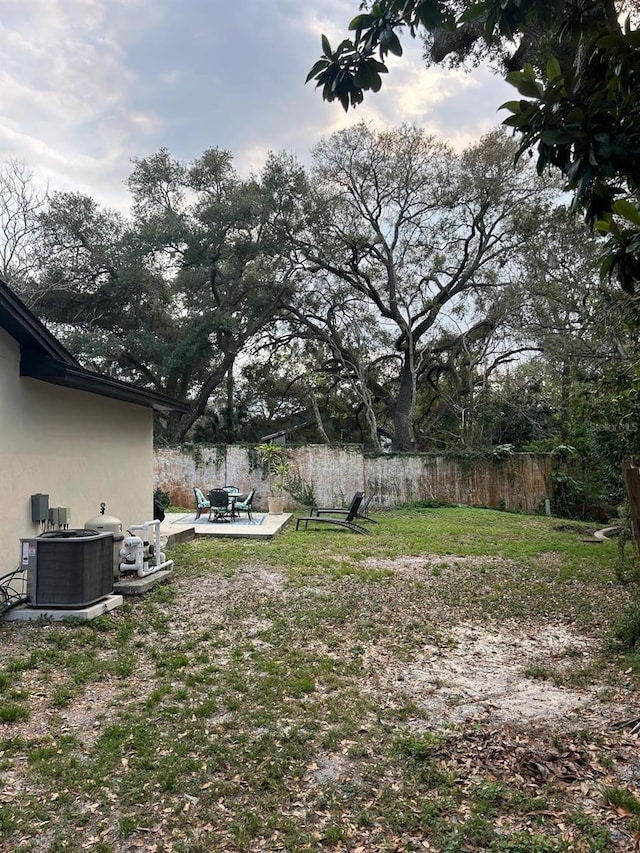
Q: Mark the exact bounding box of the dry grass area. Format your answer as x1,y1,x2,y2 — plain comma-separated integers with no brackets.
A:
1,507,640,852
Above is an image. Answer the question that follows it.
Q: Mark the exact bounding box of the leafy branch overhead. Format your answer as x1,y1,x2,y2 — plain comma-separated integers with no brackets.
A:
306,0,640,293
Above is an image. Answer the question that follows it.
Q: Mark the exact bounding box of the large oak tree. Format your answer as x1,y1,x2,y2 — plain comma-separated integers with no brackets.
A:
286,123,557,451
307,0,640,293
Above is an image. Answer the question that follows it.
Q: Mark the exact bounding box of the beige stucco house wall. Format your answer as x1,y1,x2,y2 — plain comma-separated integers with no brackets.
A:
0,280,188,576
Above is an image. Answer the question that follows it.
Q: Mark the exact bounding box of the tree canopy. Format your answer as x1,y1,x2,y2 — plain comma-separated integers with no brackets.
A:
307,0,640,293
285,123,559,451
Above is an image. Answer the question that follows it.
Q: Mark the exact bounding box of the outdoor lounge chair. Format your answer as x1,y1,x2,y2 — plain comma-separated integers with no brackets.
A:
194,487,210,520
233,488,255,522
296,491,371,534
310,492,378,523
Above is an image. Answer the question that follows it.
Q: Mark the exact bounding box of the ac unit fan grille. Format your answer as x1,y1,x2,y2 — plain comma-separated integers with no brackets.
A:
31,532,113,607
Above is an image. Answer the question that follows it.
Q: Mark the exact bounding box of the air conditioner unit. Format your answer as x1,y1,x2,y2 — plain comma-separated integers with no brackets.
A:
21,529,114,608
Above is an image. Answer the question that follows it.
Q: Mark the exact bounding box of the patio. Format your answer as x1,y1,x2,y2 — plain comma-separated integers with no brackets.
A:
160,510,292,546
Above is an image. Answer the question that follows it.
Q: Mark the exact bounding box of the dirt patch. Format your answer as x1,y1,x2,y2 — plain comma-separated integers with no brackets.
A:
166,564,632,733
364,622,618,728
161,564,632,734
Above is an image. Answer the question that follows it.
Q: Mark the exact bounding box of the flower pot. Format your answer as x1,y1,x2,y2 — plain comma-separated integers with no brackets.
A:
267,496,285,515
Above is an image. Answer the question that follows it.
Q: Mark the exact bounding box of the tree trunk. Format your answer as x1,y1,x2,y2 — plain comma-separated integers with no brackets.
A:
559,361,570,442
307,387,330,444
169,353,236,442
623,459,640,556
224,364,235,443
393,353,417,451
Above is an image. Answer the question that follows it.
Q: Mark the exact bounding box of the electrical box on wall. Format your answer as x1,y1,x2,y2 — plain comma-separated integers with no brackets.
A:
48,507,71,526
31,494,49,522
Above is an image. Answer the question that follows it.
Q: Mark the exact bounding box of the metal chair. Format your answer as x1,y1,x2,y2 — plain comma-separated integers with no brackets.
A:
208,489,233,522
233,488,255,522
194,487,210,520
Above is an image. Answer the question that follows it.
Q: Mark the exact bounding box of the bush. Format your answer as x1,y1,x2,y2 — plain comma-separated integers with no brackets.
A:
608,597,640,651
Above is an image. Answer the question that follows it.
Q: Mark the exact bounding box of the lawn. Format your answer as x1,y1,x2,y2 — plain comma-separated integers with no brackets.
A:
1,507,639,852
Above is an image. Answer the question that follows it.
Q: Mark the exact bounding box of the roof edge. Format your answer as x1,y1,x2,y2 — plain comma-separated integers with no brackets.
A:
0,279,80,365
20,352,190,414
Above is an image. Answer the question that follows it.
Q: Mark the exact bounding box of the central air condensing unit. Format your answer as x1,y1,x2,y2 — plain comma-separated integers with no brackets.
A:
21,529,114,608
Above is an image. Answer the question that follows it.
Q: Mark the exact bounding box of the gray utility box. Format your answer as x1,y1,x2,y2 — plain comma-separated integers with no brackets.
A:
30,493,49,522
21,529,114,608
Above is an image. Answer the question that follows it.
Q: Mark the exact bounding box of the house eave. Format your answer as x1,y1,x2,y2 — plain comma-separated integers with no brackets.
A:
20,351,189,414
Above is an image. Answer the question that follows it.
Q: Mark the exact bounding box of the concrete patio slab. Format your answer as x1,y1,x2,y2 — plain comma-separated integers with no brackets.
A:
160,511,292,546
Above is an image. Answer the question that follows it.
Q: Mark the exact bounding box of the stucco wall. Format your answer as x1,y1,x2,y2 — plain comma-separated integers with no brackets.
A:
0,328,155,573
154,445,553,515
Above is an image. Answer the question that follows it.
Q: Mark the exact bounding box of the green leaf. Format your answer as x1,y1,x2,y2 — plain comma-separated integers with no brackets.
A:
598,30,640,48
599,252,615,278
415,1,452,30
305,60,329,84
388,32,403,56
354,65,382,92
499,100,524,114
546,56,561,81
596,34,625,49
511,79,543,98
459,1,491,24
501,113,530,128
380,26,403,57
321,34,332,57
566,107,584,124
612,200,640,227
348,14,376,30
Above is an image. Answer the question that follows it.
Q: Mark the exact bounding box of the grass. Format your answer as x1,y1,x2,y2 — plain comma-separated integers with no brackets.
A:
0,506,638,852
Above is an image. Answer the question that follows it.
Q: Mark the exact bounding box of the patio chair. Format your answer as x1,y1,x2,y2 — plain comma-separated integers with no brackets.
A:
296,491,371,534
194,487,210,520
208,489,234,523
311,492,378,523
233,488,255,522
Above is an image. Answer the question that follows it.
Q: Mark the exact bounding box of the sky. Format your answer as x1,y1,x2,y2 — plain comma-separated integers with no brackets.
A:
1,0,514,213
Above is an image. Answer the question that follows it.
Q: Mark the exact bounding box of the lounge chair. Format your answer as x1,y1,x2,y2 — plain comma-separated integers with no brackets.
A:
311,492,377,523
208,489,234,522
233,488,255,522
296,491,371,534
194,487,210,520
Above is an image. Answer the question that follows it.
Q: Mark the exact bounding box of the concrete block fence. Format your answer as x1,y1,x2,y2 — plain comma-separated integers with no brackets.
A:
154,445,553,515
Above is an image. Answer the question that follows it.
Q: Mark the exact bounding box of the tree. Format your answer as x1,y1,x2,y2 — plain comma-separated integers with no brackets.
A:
501,208,640,506
126,147,308,441
285,123,557,451
29,191,200,409
25,149,308,442
0,159,47,289
307,0,640,293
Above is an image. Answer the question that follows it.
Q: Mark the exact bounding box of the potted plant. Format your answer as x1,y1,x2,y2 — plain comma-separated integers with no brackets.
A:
255,442,290,514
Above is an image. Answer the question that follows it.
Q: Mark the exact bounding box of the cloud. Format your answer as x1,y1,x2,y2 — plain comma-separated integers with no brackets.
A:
0,0,165,207
0,0,509,212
